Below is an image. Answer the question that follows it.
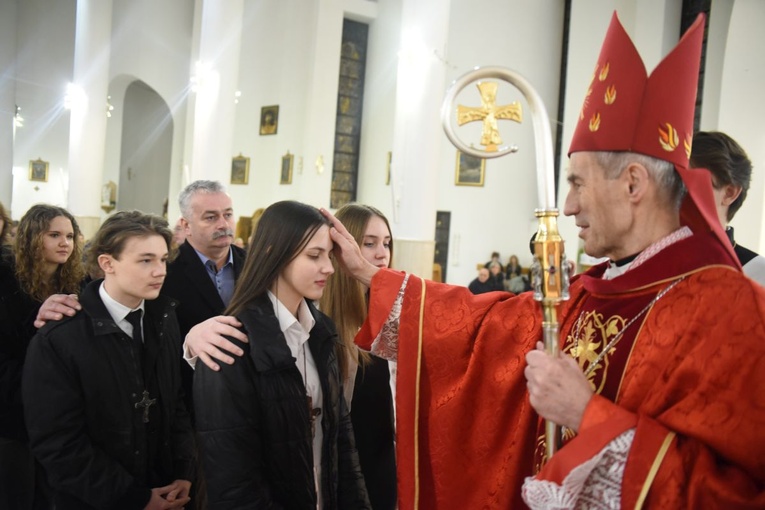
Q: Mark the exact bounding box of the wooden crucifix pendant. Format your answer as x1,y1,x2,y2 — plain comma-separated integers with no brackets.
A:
307,395,322,438
135,390,157,423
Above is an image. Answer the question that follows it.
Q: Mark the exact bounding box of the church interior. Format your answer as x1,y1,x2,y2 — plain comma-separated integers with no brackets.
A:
1,0,763,286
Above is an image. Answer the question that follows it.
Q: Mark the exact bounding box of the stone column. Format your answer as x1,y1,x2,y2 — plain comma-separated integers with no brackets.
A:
389,0,451,278
67,0,113,238
0,0,16,208
186,0,244,184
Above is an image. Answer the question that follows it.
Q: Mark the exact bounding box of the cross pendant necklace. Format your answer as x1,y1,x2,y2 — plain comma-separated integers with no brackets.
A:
134,390,157,423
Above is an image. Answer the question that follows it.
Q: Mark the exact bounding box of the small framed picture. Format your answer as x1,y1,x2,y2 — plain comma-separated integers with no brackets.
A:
260,105,279,136
231,154,250,185
281,152,294,184
29,158,49,182
455,150,485,186
385,151,392,185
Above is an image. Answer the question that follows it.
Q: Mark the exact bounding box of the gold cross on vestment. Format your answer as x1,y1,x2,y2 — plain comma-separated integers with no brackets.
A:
134,390,157,423
457,81,523,152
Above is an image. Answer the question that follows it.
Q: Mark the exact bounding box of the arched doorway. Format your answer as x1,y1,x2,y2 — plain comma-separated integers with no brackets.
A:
118,80,173,215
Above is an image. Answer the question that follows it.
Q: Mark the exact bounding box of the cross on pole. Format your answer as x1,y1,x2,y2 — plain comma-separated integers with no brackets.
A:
457,81,522,152
134,390,157,423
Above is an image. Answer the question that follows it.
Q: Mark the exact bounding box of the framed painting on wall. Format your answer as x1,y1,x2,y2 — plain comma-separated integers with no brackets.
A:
231,154,250,185
29,158,49,182
260,105,279,135
454,150,485,186
281,152,294,184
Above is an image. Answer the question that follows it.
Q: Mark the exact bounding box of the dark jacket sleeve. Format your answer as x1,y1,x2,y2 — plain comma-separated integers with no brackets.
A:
166,319,197,484
193,337,284,510
22,330,151,509
0,270,36,410
335,390,372,509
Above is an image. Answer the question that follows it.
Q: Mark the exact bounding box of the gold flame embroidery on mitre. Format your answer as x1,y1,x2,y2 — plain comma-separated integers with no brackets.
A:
658,122,679,152
604,84,616,105
589,112,601,132
599,62,610,81
683,134,692,160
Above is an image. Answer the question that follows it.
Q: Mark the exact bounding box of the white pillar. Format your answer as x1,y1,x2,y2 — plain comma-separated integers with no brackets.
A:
389,0,451,278
187,0,244,184
0,0,18,208
67,0,113,238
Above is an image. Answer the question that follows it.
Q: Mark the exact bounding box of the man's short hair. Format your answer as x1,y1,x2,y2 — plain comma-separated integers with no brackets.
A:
594,151,685,211
178,180,227,219
689,131,752,222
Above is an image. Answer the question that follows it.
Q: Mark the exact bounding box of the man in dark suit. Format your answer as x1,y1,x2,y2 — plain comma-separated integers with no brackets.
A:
163,180,247,415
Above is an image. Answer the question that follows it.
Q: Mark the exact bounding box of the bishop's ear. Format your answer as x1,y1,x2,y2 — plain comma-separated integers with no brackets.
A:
624,162,649,200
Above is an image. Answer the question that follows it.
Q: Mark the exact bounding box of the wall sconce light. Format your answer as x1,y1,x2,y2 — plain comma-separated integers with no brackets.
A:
101,181,117,213
315,155,324,174
13,105,23,127
106,95,114,117
234,90,241,104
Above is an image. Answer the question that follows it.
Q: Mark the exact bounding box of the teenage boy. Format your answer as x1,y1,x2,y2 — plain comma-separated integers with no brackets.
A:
22,211,195,510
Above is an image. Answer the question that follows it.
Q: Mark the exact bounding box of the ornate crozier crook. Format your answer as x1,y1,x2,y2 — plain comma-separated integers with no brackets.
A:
441,66,570,460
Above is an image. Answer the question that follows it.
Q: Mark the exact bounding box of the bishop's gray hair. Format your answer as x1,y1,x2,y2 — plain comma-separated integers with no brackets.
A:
595,151,686,211
178,180,227,218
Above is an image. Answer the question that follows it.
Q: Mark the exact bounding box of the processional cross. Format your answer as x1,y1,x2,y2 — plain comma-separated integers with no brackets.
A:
456,81,523,152
443,67,569,462
135,390,157,423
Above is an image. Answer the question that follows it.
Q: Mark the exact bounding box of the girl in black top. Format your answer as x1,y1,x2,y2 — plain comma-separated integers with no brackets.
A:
194,201,370,509
0,204,84,509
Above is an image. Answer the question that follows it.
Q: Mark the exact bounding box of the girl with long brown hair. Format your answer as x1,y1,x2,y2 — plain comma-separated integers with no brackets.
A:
319,203,396,510
193,200,370,509
0,204,84,509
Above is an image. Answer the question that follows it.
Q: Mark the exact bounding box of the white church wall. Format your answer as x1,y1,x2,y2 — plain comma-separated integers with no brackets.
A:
10,0,76,220
433,0,565,285
229,0,333,219
355,0,399,225
106,0,195,222
715,0,765,254
296,0,345,209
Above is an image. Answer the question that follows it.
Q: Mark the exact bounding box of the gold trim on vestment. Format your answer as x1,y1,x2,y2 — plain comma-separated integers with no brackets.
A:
613,264,736,294
413,277,426,509
635,431,676,509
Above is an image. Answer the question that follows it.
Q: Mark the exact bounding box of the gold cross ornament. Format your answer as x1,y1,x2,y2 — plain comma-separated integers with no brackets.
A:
457,81,523,152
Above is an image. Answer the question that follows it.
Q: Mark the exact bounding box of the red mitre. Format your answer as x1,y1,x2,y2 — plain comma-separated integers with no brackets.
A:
569,12,739,268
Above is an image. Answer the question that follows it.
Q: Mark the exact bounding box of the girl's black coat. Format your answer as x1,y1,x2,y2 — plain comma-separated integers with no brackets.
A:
0,257,40,441
194,295,370,509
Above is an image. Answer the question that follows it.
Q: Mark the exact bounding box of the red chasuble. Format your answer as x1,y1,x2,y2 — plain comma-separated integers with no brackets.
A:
356,230,765,509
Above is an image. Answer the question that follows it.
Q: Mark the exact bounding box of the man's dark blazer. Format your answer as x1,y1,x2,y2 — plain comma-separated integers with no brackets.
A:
161,240,247,419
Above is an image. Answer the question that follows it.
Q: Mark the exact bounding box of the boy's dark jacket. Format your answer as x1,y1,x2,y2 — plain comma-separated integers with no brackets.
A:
23,279,196,510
